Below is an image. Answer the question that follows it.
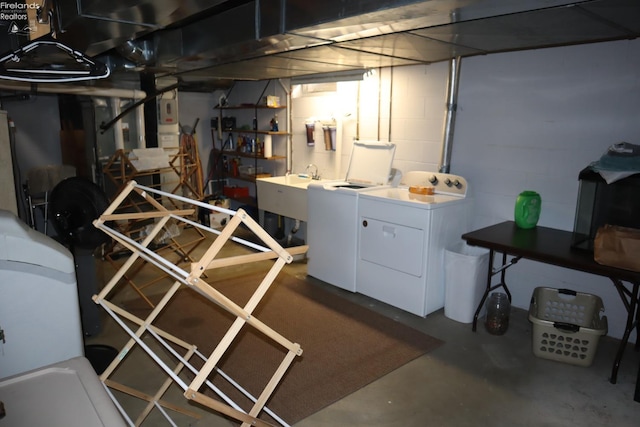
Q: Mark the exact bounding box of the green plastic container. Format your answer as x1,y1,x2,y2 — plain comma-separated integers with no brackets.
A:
514,191,541,229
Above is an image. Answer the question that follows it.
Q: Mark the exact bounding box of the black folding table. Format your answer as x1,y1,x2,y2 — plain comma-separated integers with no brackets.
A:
462,221,640,401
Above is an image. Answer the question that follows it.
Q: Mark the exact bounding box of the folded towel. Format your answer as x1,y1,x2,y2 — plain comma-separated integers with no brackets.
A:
589,162,639,184
590,141,640,172
607,141,640,157
597,155,640,171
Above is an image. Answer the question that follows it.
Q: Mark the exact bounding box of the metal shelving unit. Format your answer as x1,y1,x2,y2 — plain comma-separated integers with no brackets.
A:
212,80,290,208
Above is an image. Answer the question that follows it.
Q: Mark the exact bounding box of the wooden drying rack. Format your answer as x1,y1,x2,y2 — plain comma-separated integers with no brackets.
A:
101,147,207,307
103,143,203,204
93,180,307,427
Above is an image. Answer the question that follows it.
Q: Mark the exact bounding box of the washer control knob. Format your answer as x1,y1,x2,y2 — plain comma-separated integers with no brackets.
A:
444,178,452,186
452,179,460,188
428,175,438,184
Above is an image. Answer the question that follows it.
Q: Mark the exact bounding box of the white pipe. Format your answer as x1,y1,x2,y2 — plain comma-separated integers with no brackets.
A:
388,67,394,142
136,103,146,148
286,219,301,246
111,97,124,151
0,81,146,99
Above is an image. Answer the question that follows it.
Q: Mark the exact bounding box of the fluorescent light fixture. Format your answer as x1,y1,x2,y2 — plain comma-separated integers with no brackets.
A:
291,69,369,85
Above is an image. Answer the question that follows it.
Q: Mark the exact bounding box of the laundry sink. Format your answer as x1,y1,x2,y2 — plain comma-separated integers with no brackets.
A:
256,175,324,221
266,174,315,187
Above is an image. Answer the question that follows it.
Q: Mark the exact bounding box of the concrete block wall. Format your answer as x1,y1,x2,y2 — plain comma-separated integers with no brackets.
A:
289,63,450,180
452,39,640,341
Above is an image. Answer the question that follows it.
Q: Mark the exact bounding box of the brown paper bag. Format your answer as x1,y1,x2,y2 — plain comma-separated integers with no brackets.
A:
593,224,640,272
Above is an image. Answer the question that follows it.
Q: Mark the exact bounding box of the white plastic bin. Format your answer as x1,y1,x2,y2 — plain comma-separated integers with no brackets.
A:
444,242,490,323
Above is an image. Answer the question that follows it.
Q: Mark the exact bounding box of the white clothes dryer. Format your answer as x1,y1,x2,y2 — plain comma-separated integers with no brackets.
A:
356,172,471,316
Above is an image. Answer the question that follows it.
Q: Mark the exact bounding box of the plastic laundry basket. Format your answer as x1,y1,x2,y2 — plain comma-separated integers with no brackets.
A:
444,242,490,323
528,287,608,367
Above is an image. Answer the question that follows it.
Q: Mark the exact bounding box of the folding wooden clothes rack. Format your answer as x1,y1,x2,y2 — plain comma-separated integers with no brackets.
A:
102,147,204,203
102,148,207,307
93,180,307,427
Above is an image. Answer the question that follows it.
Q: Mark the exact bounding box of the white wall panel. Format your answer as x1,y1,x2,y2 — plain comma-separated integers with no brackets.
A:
451,39,640,341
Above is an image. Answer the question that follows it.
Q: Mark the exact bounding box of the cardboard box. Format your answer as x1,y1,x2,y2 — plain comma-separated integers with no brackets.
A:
266,96,280,107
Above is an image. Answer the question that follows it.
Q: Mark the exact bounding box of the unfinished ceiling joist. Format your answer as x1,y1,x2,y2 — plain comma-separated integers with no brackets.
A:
92,180,307,427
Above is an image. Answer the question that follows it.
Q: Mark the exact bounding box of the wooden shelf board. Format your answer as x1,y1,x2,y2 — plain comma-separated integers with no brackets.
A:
220,129,290,136
215,149,285,161
215,105,285,110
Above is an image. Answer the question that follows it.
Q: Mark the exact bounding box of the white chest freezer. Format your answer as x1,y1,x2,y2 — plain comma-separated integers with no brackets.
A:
0,357,126,426
0,209,83,379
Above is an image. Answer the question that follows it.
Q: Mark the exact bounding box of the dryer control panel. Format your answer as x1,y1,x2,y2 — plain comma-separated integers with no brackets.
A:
400,172,467,197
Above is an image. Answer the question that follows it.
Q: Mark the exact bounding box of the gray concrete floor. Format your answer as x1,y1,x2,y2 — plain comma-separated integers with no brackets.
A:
86,231,640,427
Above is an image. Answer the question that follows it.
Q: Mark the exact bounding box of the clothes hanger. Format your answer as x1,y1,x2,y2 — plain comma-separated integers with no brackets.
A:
0,31,110,83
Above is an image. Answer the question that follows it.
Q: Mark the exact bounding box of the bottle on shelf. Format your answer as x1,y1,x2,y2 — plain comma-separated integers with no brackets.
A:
231,158,239,176
226,133,234,151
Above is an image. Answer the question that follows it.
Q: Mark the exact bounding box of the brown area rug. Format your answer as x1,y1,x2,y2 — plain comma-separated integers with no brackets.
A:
127,271,442,425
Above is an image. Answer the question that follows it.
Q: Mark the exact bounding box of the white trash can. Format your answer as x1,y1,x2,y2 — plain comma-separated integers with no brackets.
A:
444,242,490,324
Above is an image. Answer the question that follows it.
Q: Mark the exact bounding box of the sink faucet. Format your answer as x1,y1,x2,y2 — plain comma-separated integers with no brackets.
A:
305,163,319,180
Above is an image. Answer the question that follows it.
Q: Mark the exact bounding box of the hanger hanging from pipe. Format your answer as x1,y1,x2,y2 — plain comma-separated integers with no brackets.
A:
0,6,110,83
0,34,110,83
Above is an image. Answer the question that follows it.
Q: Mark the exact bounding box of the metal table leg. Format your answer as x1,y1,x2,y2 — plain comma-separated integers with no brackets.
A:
635,358,640,403
609,280,639,384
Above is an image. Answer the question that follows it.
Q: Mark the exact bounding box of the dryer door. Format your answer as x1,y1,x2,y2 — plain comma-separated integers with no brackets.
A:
358,200,430,277
360,218,424,277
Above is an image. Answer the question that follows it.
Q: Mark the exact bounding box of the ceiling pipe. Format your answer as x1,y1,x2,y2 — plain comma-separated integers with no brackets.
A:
377,68,383,141
388,67,394,143
0,81,146,99
439,56,461,174
100,82,179,133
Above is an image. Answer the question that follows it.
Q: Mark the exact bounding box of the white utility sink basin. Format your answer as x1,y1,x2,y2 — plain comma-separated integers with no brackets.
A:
256,175,325,221
266,174,315,187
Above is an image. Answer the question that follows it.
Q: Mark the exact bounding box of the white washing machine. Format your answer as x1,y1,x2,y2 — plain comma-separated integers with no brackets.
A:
356,172,471,317
0,210,84,379
307,140,396,291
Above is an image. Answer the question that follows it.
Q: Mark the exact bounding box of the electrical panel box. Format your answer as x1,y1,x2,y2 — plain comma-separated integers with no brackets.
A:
159,99,178,124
